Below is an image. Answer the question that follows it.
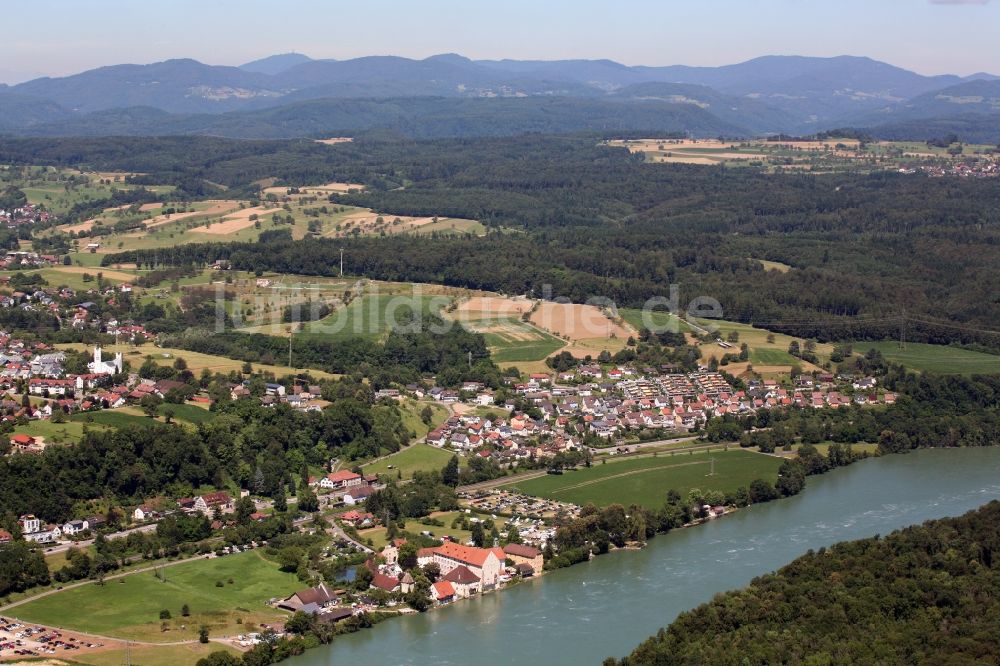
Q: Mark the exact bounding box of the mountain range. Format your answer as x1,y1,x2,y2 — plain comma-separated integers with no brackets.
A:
1,53,998,141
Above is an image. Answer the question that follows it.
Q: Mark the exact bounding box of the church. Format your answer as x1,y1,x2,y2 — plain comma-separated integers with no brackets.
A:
88,346,123,375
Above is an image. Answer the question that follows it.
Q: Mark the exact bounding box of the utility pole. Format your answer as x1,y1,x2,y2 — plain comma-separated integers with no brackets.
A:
468,351,472,369
899,311,906,350
340,248,344,278
288,326,294,369
707,458,715,476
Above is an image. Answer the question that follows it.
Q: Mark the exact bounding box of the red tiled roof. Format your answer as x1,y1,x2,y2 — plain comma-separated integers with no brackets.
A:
433,542,497,568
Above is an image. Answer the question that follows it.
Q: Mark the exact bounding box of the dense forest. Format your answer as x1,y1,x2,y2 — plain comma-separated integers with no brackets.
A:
612,501,1000,665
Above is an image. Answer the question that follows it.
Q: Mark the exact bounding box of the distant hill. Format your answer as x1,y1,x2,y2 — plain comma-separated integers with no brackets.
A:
3,53,999,139
12,59,281,114
854,79,1000,143
12,96,748,140
239,53,313,75
609,81,800,134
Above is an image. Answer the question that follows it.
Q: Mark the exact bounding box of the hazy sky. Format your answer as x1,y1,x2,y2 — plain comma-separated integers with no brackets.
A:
2,0,997,84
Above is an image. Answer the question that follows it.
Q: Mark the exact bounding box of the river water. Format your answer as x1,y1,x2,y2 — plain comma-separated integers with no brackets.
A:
289,448,1000,665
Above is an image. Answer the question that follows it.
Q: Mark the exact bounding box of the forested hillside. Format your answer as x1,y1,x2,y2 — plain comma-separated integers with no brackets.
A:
67,134,1000,350
612,501,1000,665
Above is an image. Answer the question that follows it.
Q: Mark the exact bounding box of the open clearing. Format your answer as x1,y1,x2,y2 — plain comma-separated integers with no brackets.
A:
142,200,242,229
853,341,1000,375
357,510,507,551
10,551,299,642
505,449,781,509
362,443,456,480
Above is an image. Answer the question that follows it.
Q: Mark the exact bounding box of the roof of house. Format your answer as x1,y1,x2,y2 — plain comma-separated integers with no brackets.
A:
442,565,481,585
326,470,362,483
432,581,455,598
433,542,499,568
291,582,337,606
371,573,400,591
503,543,541,559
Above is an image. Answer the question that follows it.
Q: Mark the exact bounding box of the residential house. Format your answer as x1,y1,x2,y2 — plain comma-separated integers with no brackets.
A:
278,582,339,612
503,543,544,573
194,491,233,514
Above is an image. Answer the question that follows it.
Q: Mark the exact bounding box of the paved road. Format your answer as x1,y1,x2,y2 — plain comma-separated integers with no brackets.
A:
324,516,373,553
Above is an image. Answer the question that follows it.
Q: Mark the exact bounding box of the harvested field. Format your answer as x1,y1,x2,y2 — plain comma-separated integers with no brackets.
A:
189,205,270,235
144,200,241,228
455,296,534,317
48,266,137,282
530,302,632,342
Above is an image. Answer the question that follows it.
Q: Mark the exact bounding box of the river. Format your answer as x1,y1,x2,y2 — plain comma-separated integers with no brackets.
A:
288,447,1000,665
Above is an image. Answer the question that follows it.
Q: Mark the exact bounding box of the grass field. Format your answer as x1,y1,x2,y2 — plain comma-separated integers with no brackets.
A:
76,643,241,666
71,409,156,429
853,341,1000,375
11,551,299,642
506,449,781,509
305,293,447,342
11,418,90,445
398,400,449,438
362,443,456,480
619,308,695,334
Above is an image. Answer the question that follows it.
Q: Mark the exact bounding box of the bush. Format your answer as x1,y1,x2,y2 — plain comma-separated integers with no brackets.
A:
159,609,171,620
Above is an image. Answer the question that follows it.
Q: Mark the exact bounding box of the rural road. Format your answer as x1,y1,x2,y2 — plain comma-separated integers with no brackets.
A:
43,522,160,556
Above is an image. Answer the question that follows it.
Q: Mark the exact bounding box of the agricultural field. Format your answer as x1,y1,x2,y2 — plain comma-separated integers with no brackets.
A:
529,301,633,358
505,449,782,509
619,308,697,335
10,551,300,642
447,296,565,364
362,443,456,480
2,165,162,216
607,138,994,173
697,319,831,376
852,341,1000,375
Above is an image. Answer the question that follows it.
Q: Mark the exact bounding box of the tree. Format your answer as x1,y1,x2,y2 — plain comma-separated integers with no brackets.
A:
471,521,486,547
420,405,434,425
234,496,255,525
441,455,460,487
181,603,190,617
398,542,418,570
139,393,162,417
196,652,242,666
198,625,209,643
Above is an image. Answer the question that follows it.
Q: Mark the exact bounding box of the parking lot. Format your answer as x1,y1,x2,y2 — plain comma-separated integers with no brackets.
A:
0,617,109,660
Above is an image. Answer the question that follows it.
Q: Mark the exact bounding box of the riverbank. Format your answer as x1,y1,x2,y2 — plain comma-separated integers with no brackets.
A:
281,447,1000,665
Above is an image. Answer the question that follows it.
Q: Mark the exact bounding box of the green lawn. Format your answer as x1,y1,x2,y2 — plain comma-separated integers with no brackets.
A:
157,403,214,425
12,418,90,445
751,348,798,365
853,341,1000,375
362,443,456,480
506,449,782,509
489,336,566,362
357,510,505,550
11,551,299,642
70,410,155,429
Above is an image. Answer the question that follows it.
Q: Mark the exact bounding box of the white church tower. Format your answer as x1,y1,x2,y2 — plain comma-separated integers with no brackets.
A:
89,346,123,375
